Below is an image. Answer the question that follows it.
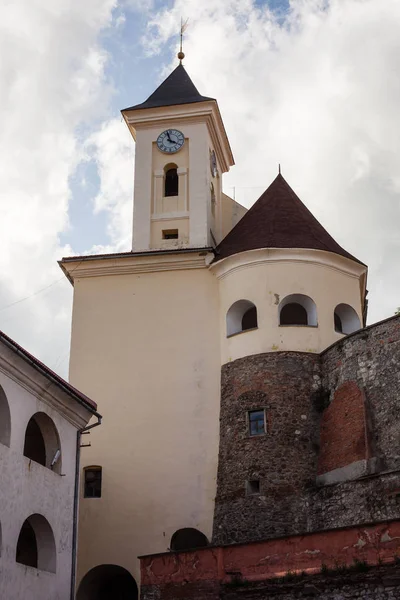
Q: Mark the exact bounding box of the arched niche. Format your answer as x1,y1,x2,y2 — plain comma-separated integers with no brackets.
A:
279,294,317,327
23,412,62,474
77,565,138,600
226,300,258,337
164,163,178,197
0,385,11,447
16,514,56,573
334,303,361,334
170,528,208,552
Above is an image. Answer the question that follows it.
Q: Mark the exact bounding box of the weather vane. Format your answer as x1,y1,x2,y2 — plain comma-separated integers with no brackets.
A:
178,18,189,63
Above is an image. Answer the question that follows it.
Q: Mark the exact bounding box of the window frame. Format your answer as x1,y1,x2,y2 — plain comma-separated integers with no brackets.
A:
247,409,266,437
83,466,102,499
162,229,179,240
246,479,260,496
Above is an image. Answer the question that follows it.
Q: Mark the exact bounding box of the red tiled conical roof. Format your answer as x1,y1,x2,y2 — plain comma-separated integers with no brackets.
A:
214,174,364,265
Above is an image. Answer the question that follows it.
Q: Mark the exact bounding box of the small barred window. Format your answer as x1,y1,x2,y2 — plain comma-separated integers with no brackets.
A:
84,467,102,498
248,410,265,436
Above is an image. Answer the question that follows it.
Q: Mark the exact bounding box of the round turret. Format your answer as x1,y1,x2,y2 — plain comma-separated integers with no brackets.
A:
212,174,367,362
211,246,366,363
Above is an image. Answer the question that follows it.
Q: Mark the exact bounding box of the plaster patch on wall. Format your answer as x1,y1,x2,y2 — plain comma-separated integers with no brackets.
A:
381,531,400,543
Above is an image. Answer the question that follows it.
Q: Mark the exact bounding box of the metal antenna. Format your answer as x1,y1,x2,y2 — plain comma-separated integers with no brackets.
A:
279,163,281,175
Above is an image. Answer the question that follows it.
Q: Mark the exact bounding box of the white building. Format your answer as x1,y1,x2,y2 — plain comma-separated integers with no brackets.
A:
0,329,100,600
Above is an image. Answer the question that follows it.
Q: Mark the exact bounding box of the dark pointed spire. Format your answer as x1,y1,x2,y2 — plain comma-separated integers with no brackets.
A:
215,174,364,265
123,64,214,112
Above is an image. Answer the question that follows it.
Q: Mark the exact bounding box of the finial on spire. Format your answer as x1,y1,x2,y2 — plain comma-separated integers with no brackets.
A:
178,18,189,63
278,163,281,175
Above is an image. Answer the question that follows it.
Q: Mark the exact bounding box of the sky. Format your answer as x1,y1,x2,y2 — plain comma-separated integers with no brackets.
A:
0,0,399,379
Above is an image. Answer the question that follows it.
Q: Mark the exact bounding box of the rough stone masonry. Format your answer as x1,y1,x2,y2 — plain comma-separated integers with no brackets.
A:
213,315,400,545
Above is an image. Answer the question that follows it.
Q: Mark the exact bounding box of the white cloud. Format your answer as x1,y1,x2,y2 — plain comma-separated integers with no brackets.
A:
2,0,400,384
144,0,400,323
84,118,134,251
0,0,119,376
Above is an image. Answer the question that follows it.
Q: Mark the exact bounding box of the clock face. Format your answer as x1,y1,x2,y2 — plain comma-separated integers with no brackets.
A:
157,129,185,154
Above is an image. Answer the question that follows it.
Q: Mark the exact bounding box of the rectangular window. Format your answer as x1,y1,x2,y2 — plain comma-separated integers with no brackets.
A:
84,467,102,498
246,480,260,496
248,410,266,436
162,229,178,240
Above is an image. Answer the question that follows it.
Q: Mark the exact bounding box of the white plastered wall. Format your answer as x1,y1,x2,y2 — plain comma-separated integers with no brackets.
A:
0,352,92,600
220,193,247,242
211,248,366,364
133,122,214,251
69,262,221,588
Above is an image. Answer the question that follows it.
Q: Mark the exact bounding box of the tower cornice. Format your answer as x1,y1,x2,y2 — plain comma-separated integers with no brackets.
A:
59,248,214,284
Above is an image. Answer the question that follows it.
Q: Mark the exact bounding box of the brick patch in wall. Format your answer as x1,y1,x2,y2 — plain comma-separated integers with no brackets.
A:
318,381,368,476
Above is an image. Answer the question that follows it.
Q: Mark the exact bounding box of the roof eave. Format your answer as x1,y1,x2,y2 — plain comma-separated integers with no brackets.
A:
122,96,216,113
210,247,368,280
0,330,100,416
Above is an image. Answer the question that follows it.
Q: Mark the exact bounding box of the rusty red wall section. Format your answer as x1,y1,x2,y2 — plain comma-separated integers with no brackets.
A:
141,521,400,587
318,381,368,475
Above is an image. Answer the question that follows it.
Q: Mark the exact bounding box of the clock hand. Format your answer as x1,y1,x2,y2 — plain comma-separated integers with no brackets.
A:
167,130,174,143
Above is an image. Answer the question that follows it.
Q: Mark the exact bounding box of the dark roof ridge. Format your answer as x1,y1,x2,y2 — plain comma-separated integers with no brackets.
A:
123,63,215,112
214,173,365,266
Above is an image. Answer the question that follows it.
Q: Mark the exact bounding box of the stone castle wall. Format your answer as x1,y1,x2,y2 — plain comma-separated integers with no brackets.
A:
320,315,400,469
213,352,321,545
213,315,400,545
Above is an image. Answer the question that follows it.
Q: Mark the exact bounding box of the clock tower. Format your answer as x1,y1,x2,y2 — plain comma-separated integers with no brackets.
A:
62,55,367,599
122,63,234,251
62,60,244,597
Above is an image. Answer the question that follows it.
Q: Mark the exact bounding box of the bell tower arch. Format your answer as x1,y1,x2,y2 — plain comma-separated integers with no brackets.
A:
121,64,234,251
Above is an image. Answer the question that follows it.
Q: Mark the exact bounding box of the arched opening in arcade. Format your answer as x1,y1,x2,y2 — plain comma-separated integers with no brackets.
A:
170,528,209,552
77,564,138,600
16,514,56,572
23,412,62,473
0,384,11,447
